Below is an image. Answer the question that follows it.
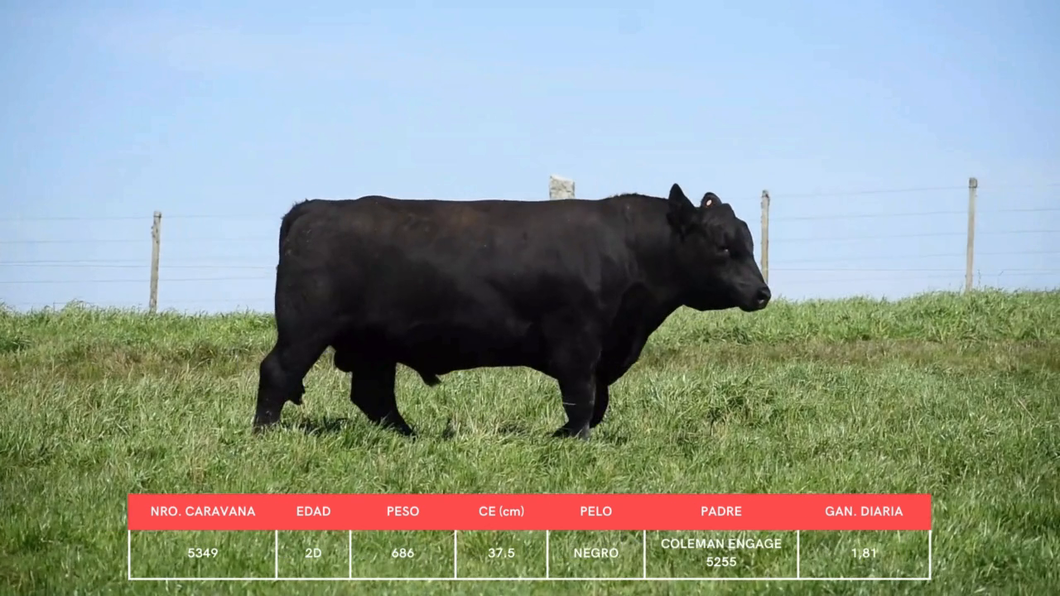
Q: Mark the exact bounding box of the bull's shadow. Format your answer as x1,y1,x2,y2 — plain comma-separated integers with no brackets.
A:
284,415,423,444
286,415,348,436
439,417,531,440
283,415,633,444
441,418,631,444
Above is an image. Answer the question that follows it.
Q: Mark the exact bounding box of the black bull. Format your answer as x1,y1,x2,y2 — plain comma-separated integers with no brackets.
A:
253,183,771,440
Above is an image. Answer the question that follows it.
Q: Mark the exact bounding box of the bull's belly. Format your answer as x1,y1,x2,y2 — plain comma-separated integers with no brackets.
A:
402,336,539,374
333,319,546,375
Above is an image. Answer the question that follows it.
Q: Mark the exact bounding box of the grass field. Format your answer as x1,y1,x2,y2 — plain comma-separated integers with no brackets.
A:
2,289,1058,595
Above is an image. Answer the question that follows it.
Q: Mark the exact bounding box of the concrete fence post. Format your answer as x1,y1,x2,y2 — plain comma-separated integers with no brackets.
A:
549,175,576,200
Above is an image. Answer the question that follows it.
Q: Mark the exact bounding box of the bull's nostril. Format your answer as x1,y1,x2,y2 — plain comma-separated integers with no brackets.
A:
755,286,771,306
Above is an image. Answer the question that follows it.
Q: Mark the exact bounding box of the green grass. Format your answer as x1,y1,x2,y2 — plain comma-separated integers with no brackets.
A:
1,289,1058,595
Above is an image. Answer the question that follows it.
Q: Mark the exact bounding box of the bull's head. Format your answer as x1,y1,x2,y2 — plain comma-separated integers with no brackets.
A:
665,183,771,312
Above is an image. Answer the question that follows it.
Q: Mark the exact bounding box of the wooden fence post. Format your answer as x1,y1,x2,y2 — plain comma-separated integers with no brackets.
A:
149,211,161,313
965,177,977,293
760,189,770,284
549,175,576,200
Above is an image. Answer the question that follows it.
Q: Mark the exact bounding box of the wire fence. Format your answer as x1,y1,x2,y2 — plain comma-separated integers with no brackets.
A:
1,177,1058,313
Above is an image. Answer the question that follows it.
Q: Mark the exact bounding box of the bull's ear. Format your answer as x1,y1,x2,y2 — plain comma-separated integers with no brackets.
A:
667,183,696,235
701,192,720,208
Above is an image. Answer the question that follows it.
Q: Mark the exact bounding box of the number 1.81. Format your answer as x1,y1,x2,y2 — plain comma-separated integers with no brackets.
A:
852,548,877,559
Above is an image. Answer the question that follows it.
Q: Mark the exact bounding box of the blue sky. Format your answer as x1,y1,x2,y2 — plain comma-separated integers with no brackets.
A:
1,1,1058,312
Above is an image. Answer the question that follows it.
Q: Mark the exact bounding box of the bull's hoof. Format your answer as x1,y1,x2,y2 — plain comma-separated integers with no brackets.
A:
552,425,591,441
385,422,416,438
378,412,416,437
252,410,281,433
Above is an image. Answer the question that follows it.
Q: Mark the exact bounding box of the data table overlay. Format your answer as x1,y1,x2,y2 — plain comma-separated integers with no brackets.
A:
127,493,933,582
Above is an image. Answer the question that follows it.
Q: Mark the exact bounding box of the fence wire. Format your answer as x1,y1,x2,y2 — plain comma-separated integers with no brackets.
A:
2,180,1058,312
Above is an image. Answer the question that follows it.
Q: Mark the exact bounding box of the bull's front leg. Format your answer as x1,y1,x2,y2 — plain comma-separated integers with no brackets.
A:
548,335,602,440
590,382,609,428
553,373,596,440
543,311,602,441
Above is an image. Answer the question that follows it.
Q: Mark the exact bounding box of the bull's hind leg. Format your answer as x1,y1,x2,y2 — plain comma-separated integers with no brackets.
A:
253,337,329,431
349,360,415,436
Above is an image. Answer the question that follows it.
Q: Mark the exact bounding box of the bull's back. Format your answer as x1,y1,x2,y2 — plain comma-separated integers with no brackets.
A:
283,196,628,299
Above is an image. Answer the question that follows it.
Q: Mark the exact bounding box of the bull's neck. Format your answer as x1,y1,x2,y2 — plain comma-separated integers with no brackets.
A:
620,196,690,319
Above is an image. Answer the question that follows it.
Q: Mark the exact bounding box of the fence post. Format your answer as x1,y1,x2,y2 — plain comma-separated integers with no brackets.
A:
965,177,977,293
760,189,770,284
549,175,576,200
149,211,161,313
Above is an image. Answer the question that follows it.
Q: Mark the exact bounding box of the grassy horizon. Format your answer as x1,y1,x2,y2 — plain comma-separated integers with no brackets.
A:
1,289,1058,595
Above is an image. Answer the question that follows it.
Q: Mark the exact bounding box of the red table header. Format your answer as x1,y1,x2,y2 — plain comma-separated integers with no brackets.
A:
128,493,931,532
